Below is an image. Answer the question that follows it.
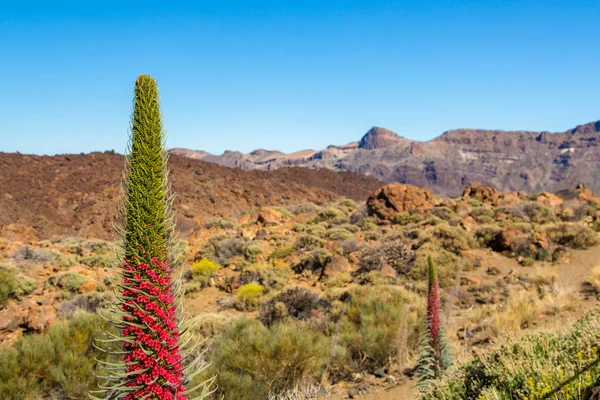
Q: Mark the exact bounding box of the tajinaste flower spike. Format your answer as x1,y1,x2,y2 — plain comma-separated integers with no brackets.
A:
415,255,452,388
90,75,214,400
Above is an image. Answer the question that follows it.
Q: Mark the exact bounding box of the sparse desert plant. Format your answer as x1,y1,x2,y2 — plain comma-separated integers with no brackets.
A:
545,222,598,249
12,245,55,264
0,311,109,399
292,249,332,274
296,234,325,251
326,227,355,241
395,212,423,225
358,240,415,275
55,271,90,293
317,207,349,225
239,263,292,290
268,245,296,261
204,217,235,229
0,266,36,306
190,259,221,286
418,224,475,254
415,256,452,387
329,285,422,379
244,243,263,262
209,318,329,400
259,287,325,327
418,307,600,399
235,282,265,310
91,75,212,399
291,223,306,232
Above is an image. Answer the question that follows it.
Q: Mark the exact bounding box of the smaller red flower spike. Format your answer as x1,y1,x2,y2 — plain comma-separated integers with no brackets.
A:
121,255,187,400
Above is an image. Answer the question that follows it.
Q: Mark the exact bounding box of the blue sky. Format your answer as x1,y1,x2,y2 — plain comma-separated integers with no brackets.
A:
1,0,599,155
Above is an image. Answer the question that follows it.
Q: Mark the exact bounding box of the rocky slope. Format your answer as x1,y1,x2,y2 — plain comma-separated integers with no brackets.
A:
0,152,383,241
171,120,600,196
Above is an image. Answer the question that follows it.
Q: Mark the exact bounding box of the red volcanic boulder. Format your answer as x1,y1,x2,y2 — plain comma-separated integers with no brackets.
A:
462,183,500,205
367,183,437,220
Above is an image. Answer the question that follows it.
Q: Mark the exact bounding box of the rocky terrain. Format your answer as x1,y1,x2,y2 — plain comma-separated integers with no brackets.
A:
0,151,382,241
4,173,600,398
172,120,600,196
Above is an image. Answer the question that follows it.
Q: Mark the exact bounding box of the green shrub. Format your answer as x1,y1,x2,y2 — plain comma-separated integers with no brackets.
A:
432,206,458,222
318,207,349,225
474,225,503,247
545,222,598,249
0,267,36,306
295,234,325,251
55,272,90,293
306,224,327,237
358,240,414,275
273,206,293,218
395,212,423,225
205,218,235,229
268,246,295,261
80,253,114,268
239,264,292,290
293,249,333,274
326,228,355,241
411,244,464,285
245,244,263,262
235,282,265,310
190,259,221,285
209,318,329,400
418,307,600,399
291,224,306,232
416,224,474,255
0,311,109,399
329,286,422,379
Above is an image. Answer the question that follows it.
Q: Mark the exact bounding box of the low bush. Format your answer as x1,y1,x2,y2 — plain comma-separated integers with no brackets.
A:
0,311,109,399
417,224,475,254
326,228,354,241
239,263,292,290
358,240,414,275
245,244,263,262
411,244,464,285
0,267,37,306
204,218,235,229
268,246,296,260
295,234,325,251
234,282,265,311
317,207,349,225
12,245,54,264
54,272,90,293
418,307,600,399
260,287,325,327
209,318,329,400
395,212,423,226
545,222,598,249
292,249,332,275
190,259,221,285
329,285,422,379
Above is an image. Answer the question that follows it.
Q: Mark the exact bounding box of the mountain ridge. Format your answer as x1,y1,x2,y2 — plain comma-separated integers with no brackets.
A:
170,120,600,196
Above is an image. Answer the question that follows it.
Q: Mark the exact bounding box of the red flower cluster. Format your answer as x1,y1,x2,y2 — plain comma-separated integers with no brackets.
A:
426,278,441,353
121,255,187,400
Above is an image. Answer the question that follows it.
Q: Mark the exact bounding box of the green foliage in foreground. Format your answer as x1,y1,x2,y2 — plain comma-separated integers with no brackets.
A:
418,307,600,400
0,311,108,399
207,318,330,400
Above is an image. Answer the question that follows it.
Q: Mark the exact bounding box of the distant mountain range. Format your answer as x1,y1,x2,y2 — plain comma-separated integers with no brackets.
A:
170,120,600,196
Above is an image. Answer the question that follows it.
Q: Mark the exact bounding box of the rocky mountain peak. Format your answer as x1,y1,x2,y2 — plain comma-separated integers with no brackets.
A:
567,120,600,135
358,127,404,149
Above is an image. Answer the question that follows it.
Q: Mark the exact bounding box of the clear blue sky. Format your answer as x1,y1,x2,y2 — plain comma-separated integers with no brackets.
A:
1,0,599,155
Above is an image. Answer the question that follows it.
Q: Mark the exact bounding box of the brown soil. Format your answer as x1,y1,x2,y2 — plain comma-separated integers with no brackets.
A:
0,152,383,241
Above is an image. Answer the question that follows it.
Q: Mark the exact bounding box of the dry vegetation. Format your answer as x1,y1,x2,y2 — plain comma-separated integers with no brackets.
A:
2,184,600,398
